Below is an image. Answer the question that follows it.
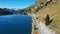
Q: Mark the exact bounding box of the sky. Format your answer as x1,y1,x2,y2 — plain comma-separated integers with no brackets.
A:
0,0,36,9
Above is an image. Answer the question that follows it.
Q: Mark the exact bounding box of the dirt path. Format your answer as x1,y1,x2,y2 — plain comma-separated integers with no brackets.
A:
30,14,40,34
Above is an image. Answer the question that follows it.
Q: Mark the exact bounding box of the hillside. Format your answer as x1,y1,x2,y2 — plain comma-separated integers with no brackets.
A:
26,0,60,34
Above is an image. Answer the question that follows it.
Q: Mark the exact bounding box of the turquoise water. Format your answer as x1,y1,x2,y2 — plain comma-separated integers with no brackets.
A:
0,14,32,34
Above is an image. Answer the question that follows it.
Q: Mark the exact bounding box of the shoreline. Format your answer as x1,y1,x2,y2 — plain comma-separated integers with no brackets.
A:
28,13,40,34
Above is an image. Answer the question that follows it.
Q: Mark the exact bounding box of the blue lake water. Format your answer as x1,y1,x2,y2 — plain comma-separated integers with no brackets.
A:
0,14,32,34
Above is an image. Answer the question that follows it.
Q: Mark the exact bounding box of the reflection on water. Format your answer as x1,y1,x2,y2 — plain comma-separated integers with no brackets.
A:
0,14,32,34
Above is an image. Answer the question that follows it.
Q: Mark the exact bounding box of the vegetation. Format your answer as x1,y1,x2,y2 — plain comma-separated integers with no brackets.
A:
0,8,28,15
45,0,52,6
34,25,38,30
45,14,53,25
35,2,44,13
0,8,13,15
35,6,41,13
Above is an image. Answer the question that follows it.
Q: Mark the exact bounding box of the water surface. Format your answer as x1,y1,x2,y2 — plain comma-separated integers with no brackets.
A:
0,14,32,34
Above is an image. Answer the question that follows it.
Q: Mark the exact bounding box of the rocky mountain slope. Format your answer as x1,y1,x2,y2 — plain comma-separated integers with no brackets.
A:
26,0,60,34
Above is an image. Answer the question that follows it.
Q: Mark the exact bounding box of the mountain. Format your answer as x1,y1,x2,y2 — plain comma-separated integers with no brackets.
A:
26,0,60,34
0,8,27,15
0,8,13,15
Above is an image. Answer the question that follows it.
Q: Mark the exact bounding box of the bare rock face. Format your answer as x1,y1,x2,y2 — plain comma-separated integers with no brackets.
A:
26,0,57,13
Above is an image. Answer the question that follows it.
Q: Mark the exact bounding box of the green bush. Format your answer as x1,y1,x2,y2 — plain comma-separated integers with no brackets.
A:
45,0,52,6
34,25,38,30
45,14,53,25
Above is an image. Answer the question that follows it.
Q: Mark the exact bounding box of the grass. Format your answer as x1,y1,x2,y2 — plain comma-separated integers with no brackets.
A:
35,0,60,34
27,0,60,34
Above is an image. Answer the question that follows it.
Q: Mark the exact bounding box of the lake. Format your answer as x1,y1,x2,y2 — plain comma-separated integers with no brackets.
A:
0,14,32,34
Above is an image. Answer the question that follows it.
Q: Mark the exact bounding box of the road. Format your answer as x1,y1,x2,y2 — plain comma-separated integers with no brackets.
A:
32,14,56,34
